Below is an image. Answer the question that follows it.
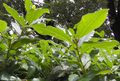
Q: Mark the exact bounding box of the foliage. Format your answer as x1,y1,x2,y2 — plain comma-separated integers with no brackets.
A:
0,0,120,81
43,0,113,38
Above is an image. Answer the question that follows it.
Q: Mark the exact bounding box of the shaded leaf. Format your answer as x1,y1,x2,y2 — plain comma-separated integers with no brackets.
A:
77,66,100,81
27,66,36,79
0,72,20,81
0,43,7,51
89,49,99,58
76,9,108,39
33,46,44,58
10,38,38,49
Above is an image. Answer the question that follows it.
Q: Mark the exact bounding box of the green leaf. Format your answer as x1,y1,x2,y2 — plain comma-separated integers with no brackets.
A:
81,53,91,69
25,0,33,13
81,40,119,54
0,72,20,81
76,9,108,39
89,49,99,58
7,62,20,73
77,66,100,81
3,3,25,27
27,66,36,79
95,30,105,38
25,8,50,24
78,31,94,47
10,38,38,49
69,28,75,35
33,46,44,58
97,70,112,75
68,74,79,81
0,43,7,51
32,78,47,81
0,20,7,33
29,23,73,45
11,22,22,35
104,55,113,68
40,40,49,54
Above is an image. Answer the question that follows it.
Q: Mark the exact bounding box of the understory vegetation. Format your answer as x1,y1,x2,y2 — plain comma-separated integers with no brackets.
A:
0,0,120,81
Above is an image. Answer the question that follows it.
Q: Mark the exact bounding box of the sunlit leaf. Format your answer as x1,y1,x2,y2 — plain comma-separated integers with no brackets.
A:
40,40,49,54
25,8,50,24
25,0,33,13
97,70,112,75
76,9,108,39
3,3,25,27
95,30,105,38
0,20,7,33
104,55,113,68
29,23,73,45
81,40,119,54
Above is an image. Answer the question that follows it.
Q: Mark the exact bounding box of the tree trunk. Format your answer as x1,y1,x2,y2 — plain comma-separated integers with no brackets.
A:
107,0,120,42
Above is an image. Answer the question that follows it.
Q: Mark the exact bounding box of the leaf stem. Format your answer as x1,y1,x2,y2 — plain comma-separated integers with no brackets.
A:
4,39,11,71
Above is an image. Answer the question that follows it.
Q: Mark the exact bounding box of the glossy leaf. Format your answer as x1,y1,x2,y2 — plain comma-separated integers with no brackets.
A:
76,9,108,39
25,0,33,13
3,3,25,27
0,20,7,33
78,31,94,47
11,22,22,35
25,8,50,24
10,38,38,49
68,74,78,81
29,23,73,45
81,53,91,69
81,40,119,54
69,28,75,35
0,72,20,80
